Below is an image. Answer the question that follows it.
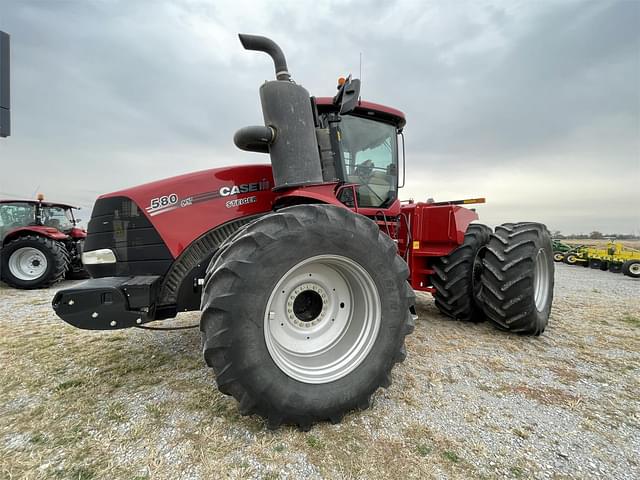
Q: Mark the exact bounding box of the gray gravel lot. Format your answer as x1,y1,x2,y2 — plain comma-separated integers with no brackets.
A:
1,263,639,479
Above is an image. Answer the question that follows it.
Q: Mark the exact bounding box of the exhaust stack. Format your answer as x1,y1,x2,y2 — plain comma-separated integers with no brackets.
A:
238,34,290,81
235,34,323,191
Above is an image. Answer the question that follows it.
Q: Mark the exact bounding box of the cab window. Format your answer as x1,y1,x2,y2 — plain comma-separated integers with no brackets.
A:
41,206,74,231
339,115,398,208
0,203,36,238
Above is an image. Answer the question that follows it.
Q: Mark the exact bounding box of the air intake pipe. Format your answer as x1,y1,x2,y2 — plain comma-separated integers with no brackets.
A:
234,34,323,191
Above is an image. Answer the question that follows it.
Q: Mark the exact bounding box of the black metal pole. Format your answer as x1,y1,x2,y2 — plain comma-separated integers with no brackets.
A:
0,30,10,138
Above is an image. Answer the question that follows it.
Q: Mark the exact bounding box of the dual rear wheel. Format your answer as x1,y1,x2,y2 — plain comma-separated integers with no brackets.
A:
433,222,554,336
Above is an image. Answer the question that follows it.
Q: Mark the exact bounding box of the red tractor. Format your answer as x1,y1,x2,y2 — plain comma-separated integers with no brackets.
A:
1,196,87,288
52,35,554,429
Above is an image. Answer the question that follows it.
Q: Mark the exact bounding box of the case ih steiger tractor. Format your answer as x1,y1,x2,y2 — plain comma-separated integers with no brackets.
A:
1,197,87,288
52,35,554,429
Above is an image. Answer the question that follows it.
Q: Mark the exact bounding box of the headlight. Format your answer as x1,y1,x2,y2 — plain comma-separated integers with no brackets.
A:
82,249,116,264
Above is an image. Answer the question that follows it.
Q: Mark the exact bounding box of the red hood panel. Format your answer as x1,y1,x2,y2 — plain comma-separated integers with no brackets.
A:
100,165,277,257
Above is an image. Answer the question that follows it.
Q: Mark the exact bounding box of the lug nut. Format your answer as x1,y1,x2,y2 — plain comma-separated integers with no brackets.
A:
136,318,142,324
68,299,75,306
110,321,117,327
91,312,99,318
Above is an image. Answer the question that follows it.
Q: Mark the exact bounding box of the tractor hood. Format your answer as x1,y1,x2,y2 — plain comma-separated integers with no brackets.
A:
86,164,277,265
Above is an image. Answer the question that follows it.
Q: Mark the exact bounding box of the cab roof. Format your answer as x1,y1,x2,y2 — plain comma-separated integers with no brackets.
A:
315,97,406,129
0,199,79,209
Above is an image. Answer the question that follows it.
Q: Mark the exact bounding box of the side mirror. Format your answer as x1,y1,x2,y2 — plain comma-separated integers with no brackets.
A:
0,31,9,138
333,75,361,114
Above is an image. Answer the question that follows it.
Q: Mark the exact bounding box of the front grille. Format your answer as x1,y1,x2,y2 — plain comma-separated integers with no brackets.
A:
84,196,173,277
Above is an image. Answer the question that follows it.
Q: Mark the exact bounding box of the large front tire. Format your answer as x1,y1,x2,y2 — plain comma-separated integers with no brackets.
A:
479,223,554,335
200,205,415,429
431,224,491,322
1,235,69,289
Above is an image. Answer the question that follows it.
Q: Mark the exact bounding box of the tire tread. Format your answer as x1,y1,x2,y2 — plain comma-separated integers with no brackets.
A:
478,223,554,335
431,224,491,322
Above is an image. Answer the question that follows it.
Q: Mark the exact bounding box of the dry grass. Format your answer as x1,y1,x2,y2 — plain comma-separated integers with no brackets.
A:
1,266,639,479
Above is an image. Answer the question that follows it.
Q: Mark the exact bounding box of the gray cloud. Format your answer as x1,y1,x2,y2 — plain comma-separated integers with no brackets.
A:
1,0,638,233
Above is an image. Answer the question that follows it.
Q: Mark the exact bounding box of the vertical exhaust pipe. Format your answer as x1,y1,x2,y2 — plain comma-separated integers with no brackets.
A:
235,34,323,191
238,34,291,81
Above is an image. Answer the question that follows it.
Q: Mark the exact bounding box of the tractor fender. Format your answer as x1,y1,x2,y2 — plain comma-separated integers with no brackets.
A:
406,203,479,248
274,183,343,209
452,206,480,245
2,226,69,245
69,227,87,239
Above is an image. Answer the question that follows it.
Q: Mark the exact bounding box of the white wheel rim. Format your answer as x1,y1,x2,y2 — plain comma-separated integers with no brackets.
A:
630,263,640,275
263,254,381,384
533,248,551,311
8,247,48,281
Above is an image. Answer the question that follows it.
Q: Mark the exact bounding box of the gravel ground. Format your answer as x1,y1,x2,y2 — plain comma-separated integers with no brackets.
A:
0,263,639,479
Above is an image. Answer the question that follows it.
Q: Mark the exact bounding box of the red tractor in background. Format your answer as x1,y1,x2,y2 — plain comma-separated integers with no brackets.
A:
52,35,554,429
1,196,87,288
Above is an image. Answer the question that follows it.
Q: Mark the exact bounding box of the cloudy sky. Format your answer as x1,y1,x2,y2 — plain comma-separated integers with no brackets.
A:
1,0,638,234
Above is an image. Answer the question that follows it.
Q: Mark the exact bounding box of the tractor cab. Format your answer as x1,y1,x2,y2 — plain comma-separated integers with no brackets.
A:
315,97,405,211
0,200,80,240
1,198,87,289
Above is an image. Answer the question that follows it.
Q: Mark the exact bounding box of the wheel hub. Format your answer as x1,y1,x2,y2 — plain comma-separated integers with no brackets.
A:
289,284,327,326
8,247,48,281
264,254,381,384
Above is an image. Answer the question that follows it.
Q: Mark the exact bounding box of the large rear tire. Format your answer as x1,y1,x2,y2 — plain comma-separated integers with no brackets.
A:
1,235,69,289
478,223,554,335
200,204,415,429
431,224,491,322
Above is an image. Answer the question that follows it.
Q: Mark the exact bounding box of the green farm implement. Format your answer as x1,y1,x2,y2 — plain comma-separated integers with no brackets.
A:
552,240,581,262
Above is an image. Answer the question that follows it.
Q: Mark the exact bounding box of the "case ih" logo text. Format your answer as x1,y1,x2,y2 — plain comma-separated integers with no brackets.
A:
219,179,270,197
